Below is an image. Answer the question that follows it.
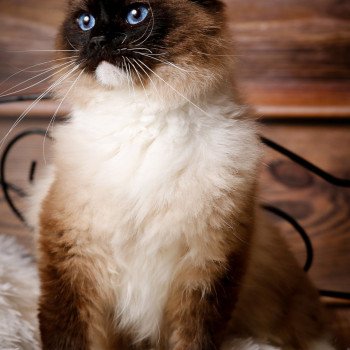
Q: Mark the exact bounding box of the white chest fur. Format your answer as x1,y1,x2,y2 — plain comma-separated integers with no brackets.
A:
42,90,260,342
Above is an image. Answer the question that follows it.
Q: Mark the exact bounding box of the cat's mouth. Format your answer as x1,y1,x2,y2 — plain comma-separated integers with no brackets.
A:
81,49,126,74
78,47,157,87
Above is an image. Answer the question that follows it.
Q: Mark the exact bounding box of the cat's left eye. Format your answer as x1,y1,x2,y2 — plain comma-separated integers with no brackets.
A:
78,13,96,31
126,5,149,25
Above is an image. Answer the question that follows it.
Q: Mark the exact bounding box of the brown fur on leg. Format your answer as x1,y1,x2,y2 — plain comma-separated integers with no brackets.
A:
165,251,248,350
38,261,91,350
38,184,109,350
160,192,256,349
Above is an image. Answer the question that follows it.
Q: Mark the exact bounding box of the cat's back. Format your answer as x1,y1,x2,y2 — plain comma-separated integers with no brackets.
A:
228,210,331,349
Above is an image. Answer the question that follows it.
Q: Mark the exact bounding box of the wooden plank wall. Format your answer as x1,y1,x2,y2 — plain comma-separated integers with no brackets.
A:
0,0,350,117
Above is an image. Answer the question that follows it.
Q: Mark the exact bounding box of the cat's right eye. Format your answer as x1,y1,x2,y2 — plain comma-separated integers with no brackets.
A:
77,13,96,31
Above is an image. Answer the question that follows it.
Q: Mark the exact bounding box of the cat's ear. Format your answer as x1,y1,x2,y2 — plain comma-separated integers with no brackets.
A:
190,0,225,11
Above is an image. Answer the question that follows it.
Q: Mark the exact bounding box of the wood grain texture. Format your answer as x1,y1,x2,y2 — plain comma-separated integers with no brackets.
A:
260,124,350,293
0,0,350,117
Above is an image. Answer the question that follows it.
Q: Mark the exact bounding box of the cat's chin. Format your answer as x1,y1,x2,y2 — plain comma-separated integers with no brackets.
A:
95,61,129,88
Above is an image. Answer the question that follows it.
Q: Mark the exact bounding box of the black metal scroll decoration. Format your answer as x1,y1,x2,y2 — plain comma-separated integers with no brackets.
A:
0,129,46,225
0,95,349,300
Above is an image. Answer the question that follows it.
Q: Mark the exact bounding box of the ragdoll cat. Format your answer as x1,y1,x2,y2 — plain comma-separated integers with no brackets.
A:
28,0,335,349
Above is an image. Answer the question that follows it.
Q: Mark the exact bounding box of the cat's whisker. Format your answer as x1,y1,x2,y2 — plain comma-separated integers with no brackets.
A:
141,51,167,57
133,59,160,97
122,56,132,96
127,47,153,54
133,52,194,73
66,37,79,52
0,56,78,89
137,60,211,118
0,64,81,149
0,60,77,98
0,59,77,96
43,67,85,163
129,44,167,56
26,58,79,73
128,58,149,103
126,59,136,99
121,33,128,45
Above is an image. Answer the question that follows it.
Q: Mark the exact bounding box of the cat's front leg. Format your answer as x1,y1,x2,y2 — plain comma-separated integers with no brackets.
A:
165,250,247,350
166,286,230,350
37,190,111,349
38,258,92,350
38,232,119,350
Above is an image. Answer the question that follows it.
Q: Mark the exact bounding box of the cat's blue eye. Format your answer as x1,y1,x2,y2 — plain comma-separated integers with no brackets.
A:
126,5,149,25
78,14,96,31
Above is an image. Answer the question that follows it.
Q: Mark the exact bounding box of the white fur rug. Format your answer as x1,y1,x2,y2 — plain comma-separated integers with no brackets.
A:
0,235,40,350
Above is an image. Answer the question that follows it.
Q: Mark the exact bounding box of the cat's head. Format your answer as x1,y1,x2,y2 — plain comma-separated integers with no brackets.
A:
56,0,231,106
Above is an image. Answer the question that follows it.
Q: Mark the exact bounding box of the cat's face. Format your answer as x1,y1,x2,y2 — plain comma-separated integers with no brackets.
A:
56,0,230,103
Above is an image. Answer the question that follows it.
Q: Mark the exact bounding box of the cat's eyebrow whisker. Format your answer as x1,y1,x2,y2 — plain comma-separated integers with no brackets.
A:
130,0,153,46
135,2,155,48
130,19,151,46
0,60,77,98
137,60,211,118
0,63,81,148
128,58,149,103
43,67,85,163
0,56,78,89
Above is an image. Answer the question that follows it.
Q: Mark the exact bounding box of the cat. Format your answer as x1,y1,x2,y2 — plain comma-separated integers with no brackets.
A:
28,0,336,349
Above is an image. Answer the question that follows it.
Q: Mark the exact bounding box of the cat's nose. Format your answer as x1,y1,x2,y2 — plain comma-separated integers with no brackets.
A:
89,36,107,51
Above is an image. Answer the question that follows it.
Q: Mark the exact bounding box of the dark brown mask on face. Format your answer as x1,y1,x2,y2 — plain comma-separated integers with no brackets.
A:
57,0,229,96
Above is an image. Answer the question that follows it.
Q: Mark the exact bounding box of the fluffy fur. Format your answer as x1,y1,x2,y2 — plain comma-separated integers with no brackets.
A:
0,235,40,350
37,87,261,348
29,0,336,349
